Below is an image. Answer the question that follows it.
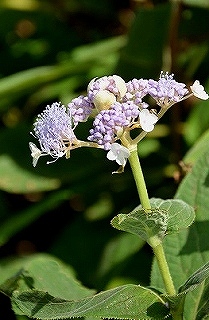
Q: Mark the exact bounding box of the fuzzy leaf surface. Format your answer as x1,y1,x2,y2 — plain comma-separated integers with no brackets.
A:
0,253,94,300
111,198,194,243
12,285,169,320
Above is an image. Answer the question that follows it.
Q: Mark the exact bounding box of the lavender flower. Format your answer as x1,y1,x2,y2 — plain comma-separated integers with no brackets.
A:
31,102,76,164
67,95,94,125
148,72,189,108
88,101,140,150
123,78,149,105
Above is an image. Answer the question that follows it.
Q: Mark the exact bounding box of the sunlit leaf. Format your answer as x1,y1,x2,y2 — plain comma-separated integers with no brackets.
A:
0,253,94,300
12,285,169,320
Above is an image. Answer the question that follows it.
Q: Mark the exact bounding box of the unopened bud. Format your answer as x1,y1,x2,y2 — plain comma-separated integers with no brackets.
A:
112,75,127,98
93,90,116,111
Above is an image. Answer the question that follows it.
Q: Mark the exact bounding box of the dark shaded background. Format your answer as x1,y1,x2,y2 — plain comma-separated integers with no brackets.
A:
0,0,209,318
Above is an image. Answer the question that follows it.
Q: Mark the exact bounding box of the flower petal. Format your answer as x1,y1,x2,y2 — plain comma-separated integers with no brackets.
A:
190,80,209,100
107,143,130,166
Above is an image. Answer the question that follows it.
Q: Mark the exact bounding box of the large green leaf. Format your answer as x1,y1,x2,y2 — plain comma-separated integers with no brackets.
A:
0,154,60,193
12,285,169,320
0,253,94,300
151,149,209,320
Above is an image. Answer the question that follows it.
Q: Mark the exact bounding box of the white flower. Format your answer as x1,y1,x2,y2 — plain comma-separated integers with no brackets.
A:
107,143,130,166
139,109,158,132
190,80,209,100
29,142,43,167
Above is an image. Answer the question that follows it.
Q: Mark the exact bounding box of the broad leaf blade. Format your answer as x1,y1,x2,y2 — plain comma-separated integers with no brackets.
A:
12,285,169,320
0,253,94,300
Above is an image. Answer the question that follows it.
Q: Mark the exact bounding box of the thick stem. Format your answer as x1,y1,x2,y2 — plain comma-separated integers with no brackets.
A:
128,147,177,299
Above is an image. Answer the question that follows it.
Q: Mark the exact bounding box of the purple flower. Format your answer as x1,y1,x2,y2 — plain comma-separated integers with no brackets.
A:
148,72,189,108
32,102,75,163
67,95,94,125
123,78,149,104
88,101,139,150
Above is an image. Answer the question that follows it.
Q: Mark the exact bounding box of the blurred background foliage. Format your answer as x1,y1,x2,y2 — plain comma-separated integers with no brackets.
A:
0,0,209,318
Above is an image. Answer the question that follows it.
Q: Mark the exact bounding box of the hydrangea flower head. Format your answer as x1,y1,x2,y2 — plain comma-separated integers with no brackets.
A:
190,80,209,100
31,102,76,164
148,72,189,108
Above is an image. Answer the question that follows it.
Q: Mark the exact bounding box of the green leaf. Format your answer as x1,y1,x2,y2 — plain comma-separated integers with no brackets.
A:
183,128,209,165
0,154,60,193
111,204,167,244
179,261,209,294
149,198,195,234
12,285,169,320
0,253,94,300
184,81,209,146
0,35,125,109
111,198,195,245
195,281,209,319
151,149,209,320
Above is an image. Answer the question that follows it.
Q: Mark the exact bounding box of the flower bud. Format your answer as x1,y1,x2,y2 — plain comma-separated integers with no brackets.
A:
93,90,116,111
112,75,127,98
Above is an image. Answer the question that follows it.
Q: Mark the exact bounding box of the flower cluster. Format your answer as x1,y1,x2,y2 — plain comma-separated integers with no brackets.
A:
30,102,76,166
30,73,208,168
88,101,140,150
148,71,189,108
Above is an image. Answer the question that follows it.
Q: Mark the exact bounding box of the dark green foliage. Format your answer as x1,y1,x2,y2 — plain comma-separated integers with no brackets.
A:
0,1,209,319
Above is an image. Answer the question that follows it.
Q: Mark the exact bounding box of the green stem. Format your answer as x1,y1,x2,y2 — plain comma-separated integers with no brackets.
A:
128,148,151,211
151,242,176,296
128,148,177,297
